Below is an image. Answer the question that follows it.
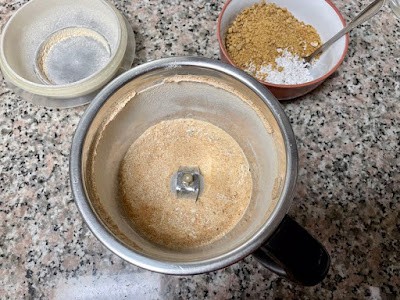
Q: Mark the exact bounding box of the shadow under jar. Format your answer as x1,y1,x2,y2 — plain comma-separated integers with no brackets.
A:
70,57,329,286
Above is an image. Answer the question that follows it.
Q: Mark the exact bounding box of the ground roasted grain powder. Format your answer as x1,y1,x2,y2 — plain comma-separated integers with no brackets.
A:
119,118,252,250
225,2,321,81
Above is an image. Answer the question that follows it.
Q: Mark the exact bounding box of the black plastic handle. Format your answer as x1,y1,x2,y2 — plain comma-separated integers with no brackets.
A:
252,215,330,286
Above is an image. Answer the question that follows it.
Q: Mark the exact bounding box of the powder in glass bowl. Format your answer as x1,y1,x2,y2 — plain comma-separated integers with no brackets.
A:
225,2,322,84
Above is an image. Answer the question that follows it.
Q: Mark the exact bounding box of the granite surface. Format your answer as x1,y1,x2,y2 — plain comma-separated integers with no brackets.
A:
0,0,399,299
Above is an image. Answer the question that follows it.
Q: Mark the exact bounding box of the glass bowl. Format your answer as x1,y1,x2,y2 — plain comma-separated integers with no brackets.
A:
0,0,135,108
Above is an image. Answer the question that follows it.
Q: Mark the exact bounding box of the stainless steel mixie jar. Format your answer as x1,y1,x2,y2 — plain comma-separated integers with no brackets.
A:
70,57,329,286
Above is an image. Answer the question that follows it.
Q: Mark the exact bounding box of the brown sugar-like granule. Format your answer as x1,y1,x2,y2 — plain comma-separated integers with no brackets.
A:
119,118,252,250
225,2,321,71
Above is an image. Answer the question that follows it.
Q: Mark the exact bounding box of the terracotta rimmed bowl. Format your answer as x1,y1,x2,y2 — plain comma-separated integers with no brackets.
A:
217,0,349,100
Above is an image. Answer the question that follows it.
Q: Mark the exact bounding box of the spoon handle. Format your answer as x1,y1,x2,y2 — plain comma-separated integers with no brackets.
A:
306,0,387,62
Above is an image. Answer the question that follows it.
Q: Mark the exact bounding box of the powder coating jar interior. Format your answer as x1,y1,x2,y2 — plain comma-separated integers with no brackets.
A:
71,58,298,274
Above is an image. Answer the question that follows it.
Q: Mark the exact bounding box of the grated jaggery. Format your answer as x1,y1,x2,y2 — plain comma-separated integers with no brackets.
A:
225,2,321,72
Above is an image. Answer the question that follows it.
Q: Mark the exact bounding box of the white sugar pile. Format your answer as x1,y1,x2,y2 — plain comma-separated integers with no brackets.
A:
245,49,313,85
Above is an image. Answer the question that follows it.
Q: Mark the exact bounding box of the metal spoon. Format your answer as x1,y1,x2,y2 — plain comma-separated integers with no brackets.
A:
304,0,387,63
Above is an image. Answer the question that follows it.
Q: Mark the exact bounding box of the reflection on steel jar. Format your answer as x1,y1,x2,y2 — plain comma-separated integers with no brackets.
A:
390,0,400,18
70,57,331,286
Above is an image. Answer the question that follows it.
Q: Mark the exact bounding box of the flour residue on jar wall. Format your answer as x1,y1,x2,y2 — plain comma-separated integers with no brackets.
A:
85,73,286,252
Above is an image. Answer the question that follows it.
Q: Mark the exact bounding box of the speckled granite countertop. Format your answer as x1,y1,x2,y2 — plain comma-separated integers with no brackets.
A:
0,0,399,299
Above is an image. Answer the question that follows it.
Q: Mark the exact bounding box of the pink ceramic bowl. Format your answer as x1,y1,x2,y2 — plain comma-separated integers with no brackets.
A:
217,0,349,100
